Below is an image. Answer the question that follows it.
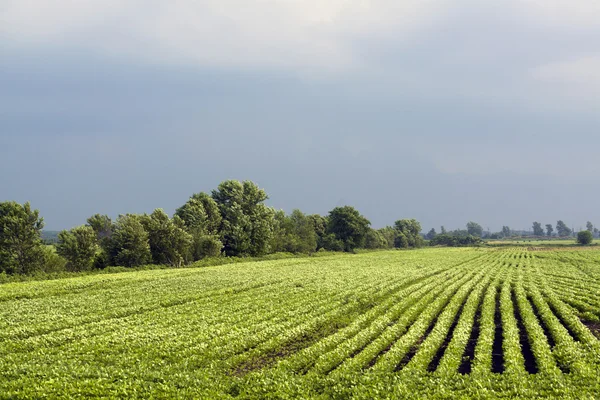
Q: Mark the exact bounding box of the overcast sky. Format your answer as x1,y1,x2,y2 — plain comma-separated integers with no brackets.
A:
1,0,599,231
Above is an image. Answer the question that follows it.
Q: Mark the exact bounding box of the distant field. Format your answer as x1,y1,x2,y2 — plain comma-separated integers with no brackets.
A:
1,248,599,398
487,239,579,246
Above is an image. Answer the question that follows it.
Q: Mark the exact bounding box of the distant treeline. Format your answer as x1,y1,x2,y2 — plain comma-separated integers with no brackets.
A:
1,180,425,275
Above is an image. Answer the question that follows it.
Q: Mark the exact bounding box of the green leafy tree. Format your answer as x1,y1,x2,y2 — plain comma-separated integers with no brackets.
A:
326,206,370,252
194,235,223,258
378,226,396,248
546,224,554,237
139,209,194,267
0,201,45,274
440,226,447,234
287,209,318,253
175,192,221,235
501,226,511,238
532,222,544,236
556,220,572,237
467,221,483,237
56,225,98,271
394,219,424,248
108,215,152,267
307,214,328,250
586,221,594,232
212,180,275,256
426,228,437,240
364,229,388,249
577,230,593,245
176,192,223,260
86,214,113,243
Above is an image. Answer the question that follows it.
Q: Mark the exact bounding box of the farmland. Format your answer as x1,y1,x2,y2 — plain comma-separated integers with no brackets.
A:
1,248,599,399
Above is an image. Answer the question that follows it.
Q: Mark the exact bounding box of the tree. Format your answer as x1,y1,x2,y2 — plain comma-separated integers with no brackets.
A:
175,192,221,236
86,214,113,243
532,222,544,236
270,209,317,254
577,230,593,245
556,220,572,237
430,234,483,247
326,206,370,252
378,226,396,248
212,180,275,256
364,229,388,249
307,214,328,250
0,201,45,274
466,221,483,237
501,226,511,238
394,219,424,248
546,224,554,237
56,225,98,271
139,209,194,267
587,221,594,232
176,192,223,260
108,215,152,267
440,226,447,234
426,228,437,240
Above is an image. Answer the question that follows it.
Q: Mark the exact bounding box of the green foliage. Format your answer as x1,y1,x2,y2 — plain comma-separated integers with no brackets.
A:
86,214,113,245
425,228,437,240
2,248,599,399
364,229,388,249
41,246,67,273
545,224,554,237
394,219,424,248
466,221,483,237
56,225,98,271
212,180,275,256
321,233,345,251
271,210,318,254
378,226,396,248
502,226,511,237
586,221,594,232
139,209,194,267
430,233,483,246
556,220,572,237
107,214,152,267
193,235,223,259
0,201,46,274
577,230,593,245
175,192,221,235
326,206,370,252
532,222,544,236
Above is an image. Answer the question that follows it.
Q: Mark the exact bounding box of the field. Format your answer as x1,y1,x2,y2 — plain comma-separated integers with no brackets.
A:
1,248,600,399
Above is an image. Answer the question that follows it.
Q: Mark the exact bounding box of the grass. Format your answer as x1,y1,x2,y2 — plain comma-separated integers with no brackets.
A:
1,248,599,398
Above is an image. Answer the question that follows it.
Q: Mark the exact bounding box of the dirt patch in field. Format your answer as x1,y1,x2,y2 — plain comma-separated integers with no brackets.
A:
491,286,504,374
511,288,538,374
581,320,600,340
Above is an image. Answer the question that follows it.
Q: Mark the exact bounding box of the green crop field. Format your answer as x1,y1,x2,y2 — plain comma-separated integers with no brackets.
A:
1,248,599,399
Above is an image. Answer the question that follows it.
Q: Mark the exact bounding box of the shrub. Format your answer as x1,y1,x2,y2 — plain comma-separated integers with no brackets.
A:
194,235,223,259
577,230,593,245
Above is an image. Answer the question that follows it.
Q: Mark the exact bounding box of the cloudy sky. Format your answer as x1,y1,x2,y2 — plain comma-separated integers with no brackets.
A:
1,0,599,231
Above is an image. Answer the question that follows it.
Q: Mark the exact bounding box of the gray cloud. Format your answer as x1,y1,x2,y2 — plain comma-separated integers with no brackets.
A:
1,1,599,231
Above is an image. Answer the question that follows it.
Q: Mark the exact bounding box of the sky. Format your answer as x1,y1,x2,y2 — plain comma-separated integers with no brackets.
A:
1,0,599,232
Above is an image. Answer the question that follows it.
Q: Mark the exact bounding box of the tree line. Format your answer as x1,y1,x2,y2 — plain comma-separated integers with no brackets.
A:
0,180,425,275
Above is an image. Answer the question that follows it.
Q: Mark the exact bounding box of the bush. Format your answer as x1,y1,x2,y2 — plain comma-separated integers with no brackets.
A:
41,246,67,273
194,235,223,259
321,233,345,252
577,230,593,245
